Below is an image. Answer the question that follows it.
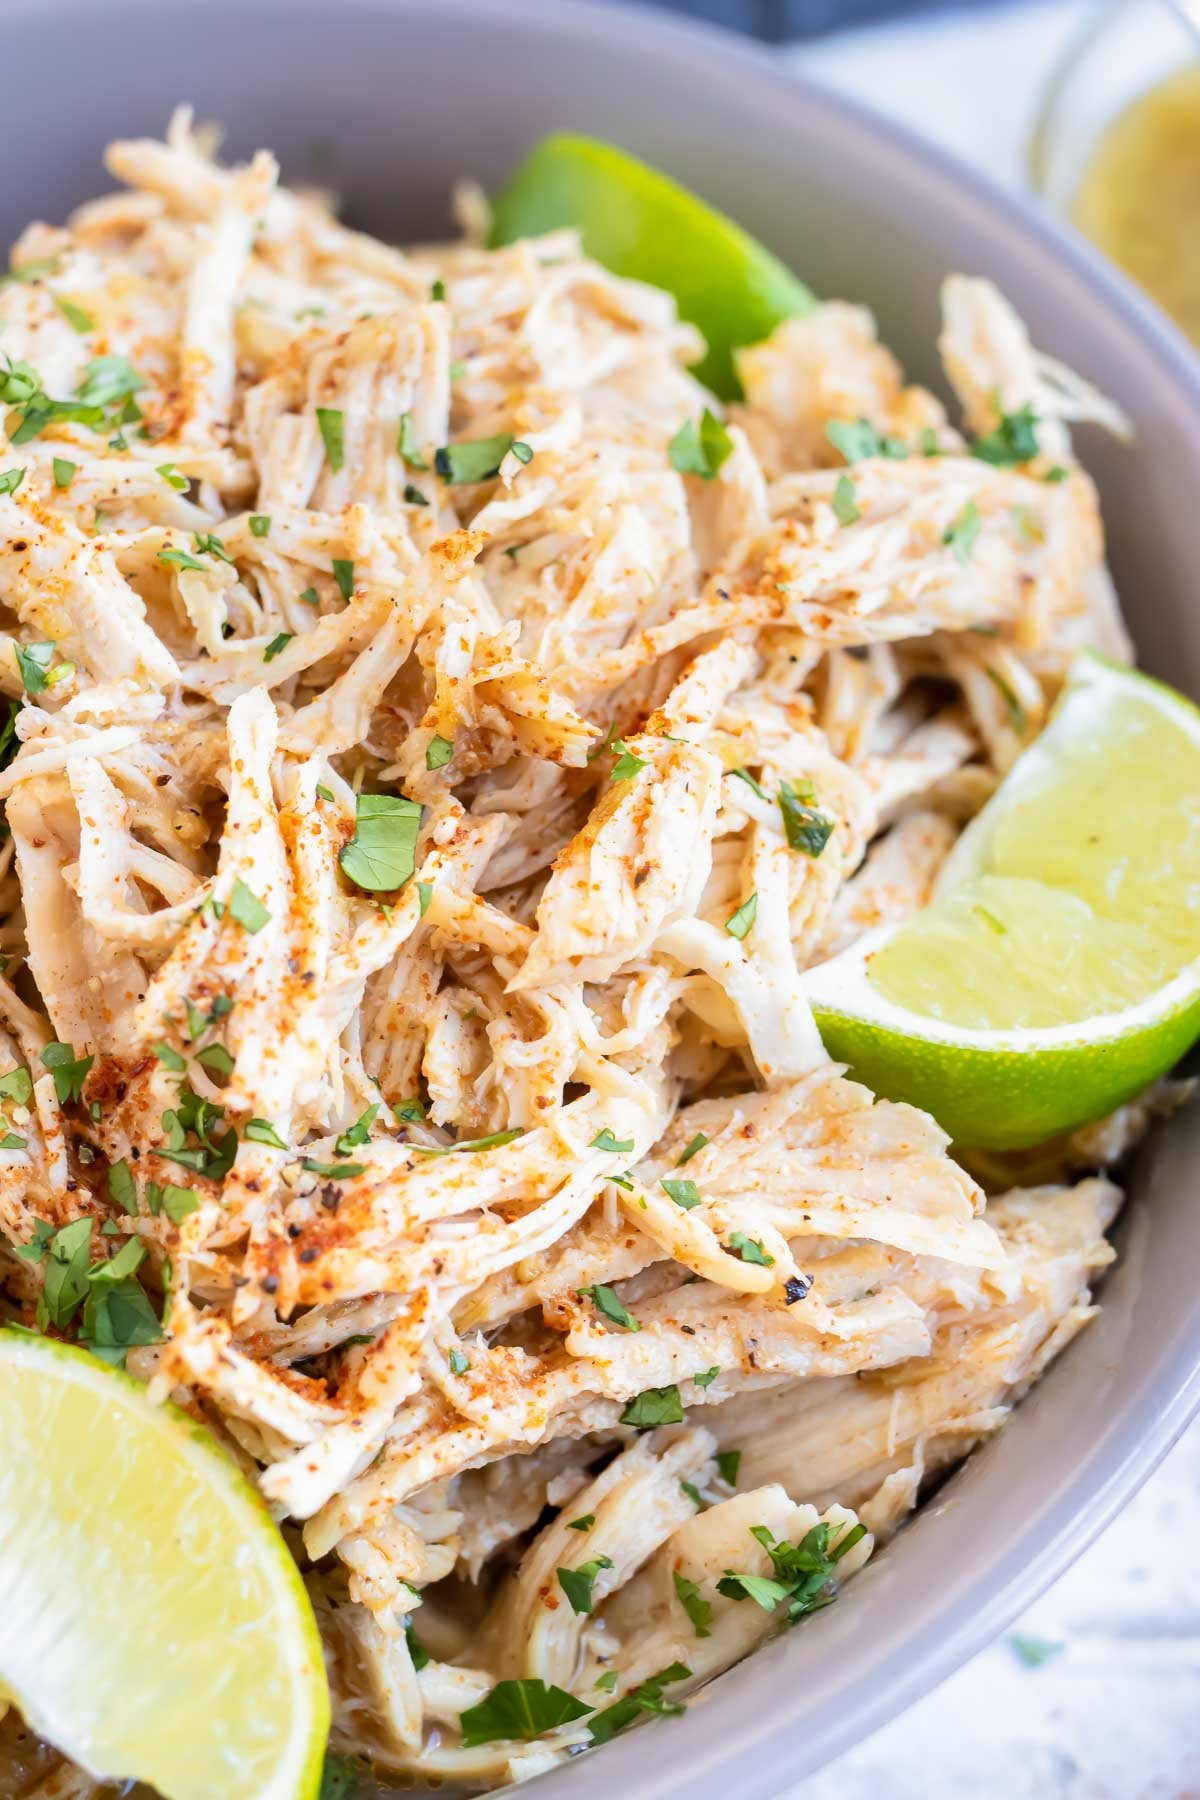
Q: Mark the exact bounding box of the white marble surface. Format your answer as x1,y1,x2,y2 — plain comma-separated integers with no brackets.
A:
773,5,1200,1795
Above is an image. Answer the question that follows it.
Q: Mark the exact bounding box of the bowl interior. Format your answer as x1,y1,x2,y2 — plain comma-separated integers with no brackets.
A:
4,1,1200,1793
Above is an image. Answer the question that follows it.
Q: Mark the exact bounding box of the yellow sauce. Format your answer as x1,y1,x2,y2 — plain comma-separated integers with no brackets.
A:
1073,62,1200,342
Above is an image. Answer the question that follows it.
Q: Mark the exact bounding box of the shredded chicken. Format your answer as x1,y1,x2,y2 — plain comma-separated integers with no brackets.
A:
0,114,1142,1790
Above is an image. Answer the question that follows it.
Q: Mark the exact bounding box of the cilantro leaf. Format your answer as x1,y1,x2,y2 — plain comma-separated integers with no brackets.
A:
832,473,860,526
425,734,453,770
716,1449,741,1485
778,778,834,858
0,1067,33,1105
14,640,57,695
339,792,423,892
567,1514,594,1532
972,403,1039,467
672,1572,712,1638
825,418,908,464
245,1118,287,1149
620,1384,684,1428
435,434,522,484
557,1555,613,1616
590,1128,634,1154
458,1679,592,1747
943,498,981,563
316,406,345,472
332,558,355,600
609,740,646,781
724,892,757,939
397,412,427,469
41,1041,93,1105
107,1159,138,1215
677,1132,708,1166
587,1662,691,1744
263,632,293,663
579,1284,639,1331
228,879,271,933
667,408,734,480
38,1216,93,1328
303,1159,367,1180
726,1230,773,1267
0,467,25,498
661,1177,701,1210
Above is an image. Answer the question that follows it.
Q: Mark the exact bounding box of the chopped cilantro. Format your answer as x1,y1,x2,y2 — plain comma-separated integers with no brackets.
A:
52,458,76,489
397,412,427,469
609,740,646,781
448,1347,471,1375
579,1284,639,1331
825,417,908,464
263,632,294,662
339,792,423,892
667,408,733,480
661,1177,701,1210
778,778,834,859
567,1514,595,1532
245,1119,288,1150
724,892,757,939
557,1555,613,1616
302,1159,366,1180
727,1230,773,1267
590,1128,634,1154
249,514,271,537
41,1041,93,1105
458,1679,592,1748
587,1662,691,1744
316,406,345,472
943,498,981,563
677,1132,708,1166
426,734,453,770
832,473,860,526
672,1572,712,1638
435,433,524,484
228,879,270,934
716,1449,741,1485
971,403,1039,467
620,1384,684,1428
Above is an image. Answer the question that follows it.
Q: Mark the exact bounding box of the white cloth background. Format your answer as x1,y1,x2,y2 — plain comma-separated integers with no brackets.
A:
770,5,1200,1794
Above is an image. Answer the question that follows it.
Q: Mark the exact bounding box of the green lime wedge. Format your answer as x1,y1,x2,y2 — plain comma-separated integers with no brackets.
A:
0,1331,329,1799
804,654,1200,1148
489,133,816,398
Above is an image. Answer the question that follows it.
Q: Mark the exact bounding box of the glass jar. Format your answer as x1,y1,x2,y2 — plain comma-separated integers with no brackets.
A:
1029,0,1200,342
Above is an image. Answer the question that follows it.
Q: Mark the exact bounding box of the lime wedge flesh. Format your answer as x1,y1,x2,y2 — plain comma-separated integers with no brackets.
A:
489,133,815,398
806,655,1200,1146
0,1332,329,1800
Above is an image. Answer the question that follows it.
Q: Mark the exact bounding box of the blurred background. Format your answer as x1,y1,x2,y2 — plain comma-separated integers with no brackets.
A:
621,3,1200,1796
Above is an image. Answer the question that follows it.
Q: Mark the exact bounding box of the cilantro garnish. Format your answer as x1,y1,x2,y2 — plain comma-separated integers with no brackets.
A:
825,418,908,464
245,1119,287,1150
672,1572,712,1638
778,778,834,858
557,1555,613,1615
228,878,271,933
425,734,453,771
667,408,733,480
339,792,423,892
590,1128,634,1154
943,498,981,563
677,1132,708,1166
397,412,427,469
434,433,529,484
620,1384,684,1428
579,1284,639,1331
726,1230,773,1267
40,1041,93,1105
316,406,345,472
458,1679,592,1748
609,740,646,781
972,402,1039,467
587,1662,691,1744
724,893,758,939
661,1177,700,1210
832,473,860,526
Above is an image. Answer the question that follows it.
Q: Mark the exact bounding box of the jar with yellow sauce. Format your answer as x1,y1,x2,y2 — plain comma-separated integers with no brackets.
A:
1030,0,1200,342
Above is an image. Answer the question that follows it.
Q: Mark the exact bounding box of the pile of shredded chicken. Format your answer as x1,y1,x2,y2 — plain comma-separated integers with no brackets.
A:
0,111,1164,1793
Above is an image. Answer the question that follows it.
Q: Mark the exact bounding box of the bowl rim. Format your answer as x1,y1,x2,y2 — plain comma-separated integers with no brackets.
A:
6,0,1200,1791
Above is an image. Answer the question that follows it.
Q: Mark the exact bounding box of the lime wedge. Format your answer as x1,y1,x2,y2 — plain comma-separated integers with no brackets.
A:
0,1331,329,1799
489,133,816,398
804,654,1200,1147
